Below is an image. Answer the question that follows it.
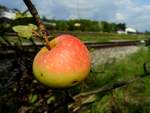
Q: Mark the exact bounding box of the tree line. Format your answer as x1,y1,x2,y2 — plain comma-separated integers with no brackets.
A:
0,4,126,33
42,17,126,33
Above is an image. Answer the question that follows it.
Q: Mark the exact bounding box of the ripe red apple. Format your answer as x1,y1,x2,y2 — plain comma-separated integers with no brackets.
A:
33,34,91,88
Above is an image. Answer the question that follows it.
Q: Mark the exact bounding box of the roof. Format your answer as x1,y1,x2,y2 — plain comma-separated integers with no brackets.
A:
125,27,136,33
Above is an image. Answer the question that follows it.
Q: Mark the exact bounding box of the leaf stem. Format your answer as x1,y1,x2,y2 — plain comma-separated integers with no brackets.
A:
23,0,50,50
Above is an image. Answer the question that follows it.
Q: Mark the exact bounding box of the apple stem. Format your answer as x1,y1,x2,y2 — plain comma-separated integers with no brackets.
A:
23,0,51,50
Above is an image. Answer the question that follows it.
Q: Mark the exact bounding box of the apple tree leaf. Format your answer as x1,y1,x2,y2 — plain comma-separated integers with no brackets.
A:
47,96,55,104
12,24,37,39
28,93,38,104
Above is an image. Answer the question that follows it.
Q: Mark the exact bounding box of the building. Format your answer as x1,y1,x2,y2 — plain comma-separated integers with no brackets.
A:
117,27,137,34
125,27,137,34
0,10,16,20
74,23,81,27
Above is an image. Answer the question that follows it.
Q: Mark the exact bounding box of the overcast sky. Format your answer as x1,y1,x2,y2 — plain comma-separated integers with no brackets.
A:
0,0,150,32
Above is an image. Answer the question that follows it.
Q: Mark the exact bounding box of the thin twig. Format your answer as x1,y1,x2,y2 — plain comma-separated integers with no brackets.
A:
23,0,50,49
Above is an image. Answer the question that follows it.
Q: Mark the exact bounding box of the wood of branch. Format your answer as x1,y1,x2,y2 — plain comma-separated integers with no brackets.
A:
23,0,50,49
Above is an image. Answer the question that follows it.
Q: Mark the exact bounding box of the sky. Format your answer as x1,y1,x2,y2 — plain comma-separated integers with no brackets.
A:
0,0,150,32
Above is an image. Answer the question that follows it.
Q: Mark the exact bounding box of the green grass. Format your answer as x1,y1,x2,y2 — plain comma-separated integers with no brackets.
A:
76,47,150,113
2,32,150,44
77,33,150,42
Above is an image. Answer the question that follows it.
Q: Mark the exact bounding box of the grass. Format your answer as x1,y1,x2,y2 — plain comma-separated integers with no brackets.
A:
2,32,150,44
76,47,150,113
78,34,150,42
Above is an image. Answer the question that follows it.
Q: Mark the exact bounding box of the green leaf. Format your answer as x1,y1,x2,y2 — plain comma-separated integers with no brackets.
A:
29,94,38,104
47,96,55,104
12,24,37,39
28,24,37,30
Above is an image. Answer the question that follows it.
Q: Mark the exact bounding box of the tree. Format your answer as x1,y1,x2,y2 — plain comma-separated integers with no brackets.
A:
101,21,111,32
0,4,8,15
116,23,126,31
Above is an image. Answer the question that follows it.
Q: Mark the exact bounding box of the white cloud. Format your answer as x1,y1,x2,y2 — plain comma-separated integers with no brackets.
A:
115,13,126,21
32,0,54,18
111,0,150,31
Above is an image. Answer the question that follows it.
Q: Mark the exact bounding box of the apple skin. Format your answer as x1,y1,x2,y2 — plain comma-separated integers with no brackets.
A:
33,34,91,88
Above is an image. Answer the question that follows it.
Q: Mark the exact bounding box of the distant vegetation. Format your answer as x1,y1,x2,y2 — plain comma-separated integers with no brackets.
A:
2,17,127,33
1,4,150,43
0,4,126,33
42,17,126,33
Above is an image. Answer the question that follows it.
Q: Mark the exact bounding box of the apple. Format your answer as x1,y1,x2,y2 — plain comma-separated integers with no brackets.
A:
33,34,91,88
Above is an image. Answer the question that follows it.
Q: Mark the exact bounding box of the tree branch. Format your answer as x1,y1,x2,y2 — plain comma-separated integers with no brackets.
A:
23,0,50,49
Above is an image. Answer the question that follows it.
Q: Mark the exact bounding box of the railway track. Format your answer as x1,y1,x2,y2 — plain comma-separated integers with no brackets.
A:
85,40,142,48
0,40,148,55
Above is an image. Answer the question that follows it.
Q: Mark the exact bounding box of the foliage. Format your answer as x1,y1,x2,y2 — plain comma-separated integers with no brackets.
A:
12,24,37,39
43,19,126,33
0,4,8,15
15,11,32,19
8,17,126,33
11,17,35,26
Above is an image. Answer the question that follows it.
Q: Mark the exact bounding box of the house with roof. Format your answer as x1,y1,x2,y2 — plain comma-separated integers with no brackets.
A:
117,27,137,34
0,9,16,20
125,27,137,34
